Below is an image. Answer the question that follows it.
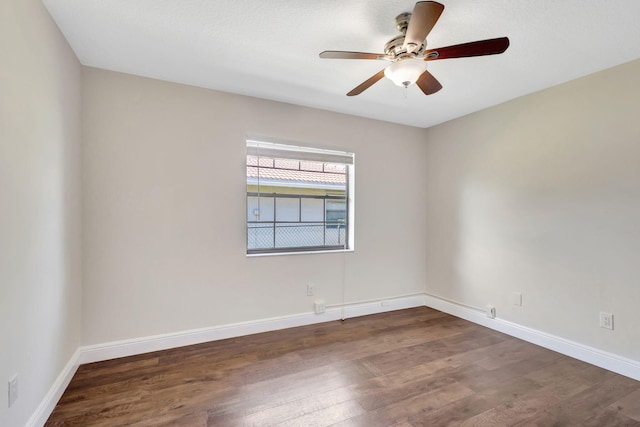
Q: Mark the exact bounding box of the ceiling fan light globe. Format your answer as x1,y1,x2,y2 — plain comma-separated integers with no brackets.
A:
384,59,427,87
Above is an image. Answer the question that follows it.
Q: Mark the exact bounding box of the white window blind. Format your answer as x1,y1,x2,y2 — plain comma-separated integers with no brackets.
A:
246,140,354,165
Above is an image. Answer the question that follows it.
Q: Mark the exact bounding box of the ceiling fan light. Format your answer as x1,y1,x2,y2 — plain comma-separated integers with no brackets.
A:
384,59,427,87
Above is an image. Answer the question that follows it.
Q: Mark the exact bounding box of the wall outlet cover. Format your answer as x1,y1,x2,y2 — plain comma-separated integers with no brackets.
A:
486,305,496,319
599,312,614,330
314,301,325,314
8,375,18,408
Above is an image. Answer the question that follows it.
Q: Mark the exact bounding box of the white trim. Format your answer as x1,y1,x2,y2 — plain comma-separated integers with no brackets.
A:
247,178,344,191
32,292,640,425
246,138,354,165
423,293,640,382
78,294,425,365
247,248,354,258
26,348,80,427
35,295,422,424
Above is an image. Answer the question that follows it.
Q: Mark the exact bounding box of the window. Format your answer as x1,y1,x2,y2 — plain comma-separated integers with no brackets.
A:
246,140,354,254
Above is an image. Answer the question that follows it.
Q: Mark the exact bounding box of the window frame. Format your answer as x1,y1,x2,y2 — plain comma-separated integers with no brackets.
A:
246,139,354,255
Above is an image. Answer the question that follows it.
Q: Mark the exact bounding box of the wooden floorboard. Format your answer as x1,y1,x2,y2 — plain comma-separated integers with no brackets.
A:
46,307,640,426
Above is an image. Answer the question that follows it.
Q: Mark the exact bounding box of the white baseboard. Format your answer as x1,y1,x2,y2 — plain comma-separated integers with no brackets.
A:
33,295,422,425
26,348,80,427
423,293,640,382
78,294,425,365
32,292,640,426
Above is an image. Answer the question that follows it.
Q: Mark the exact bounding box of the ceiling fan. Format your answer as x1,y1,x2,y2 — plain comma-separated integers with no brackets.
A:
319,1,509,96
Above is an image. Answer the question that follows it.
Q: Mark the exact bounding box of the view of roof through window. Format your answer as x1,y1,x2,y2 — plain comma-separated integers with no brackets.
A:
246,156,346,186
246,149,352,254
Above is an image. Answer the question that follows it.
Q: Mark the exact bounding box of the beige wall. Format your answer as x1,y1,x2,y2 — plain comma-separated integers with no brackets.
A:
425,59,640,361
0,0,82,425
81,68,428,345
4,4,640,420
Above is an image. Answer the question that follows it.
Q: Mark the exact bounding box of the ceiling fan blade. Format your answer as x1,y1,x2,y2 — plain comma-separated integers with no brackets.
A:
424,37,510,60
320,51,388,60
415,70,442,95
403,1,445,53
347,70,386,96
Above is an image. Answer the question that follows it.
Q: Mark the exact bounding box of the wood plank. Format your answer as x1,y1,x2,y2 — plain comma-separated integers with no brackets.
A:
45,307,640,426
609,388,640,422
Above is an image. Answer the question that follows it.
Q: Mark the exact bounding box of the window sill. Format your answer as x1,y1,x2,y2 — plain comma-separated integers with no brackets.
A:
246,248,354,258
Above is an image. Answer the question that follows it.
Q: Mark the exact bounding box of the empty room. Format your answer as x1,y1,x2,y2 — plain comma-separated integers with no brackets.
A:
2,0,640,426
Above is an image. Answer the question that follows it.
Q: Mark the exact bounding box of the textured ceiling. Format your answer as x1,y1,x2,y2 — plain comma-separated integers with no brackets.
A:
43,0,640,128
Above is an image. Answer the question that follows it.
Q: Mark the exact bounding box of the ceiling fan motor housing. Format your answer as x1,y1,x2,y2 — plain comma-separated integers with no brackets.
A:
385,13,426,58
395,12,412,33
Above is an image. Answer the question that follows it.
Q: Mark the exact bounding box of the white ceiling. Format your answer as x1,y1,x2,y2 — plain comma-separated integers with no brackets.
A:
43,0,640,128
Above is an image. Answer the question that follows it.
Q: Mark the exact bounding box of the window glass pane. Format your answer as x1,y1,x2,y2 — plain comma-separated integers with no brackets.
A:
247,223,273,250
247,196,274,222
275,197,299,222
275,223,324,248
274,158,299,170
326,200,346,224
300,161,324,172
246,140,353,254
324,224,346,246
258,157,274,167
325,199,346,246
325,163,346,174
300,198,324,222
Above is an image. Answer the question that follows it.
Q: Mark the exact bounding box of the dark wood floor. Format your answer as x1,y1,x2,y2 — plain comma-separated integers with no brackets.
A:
47,307,640,426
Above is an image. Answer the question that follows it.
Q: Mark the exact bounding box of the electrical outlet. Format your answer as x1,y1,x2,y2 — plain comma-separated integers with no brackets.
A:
314,300,325,314
599,312,614,330
486,305,496,319
8,375,18,408
306,284,314,296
